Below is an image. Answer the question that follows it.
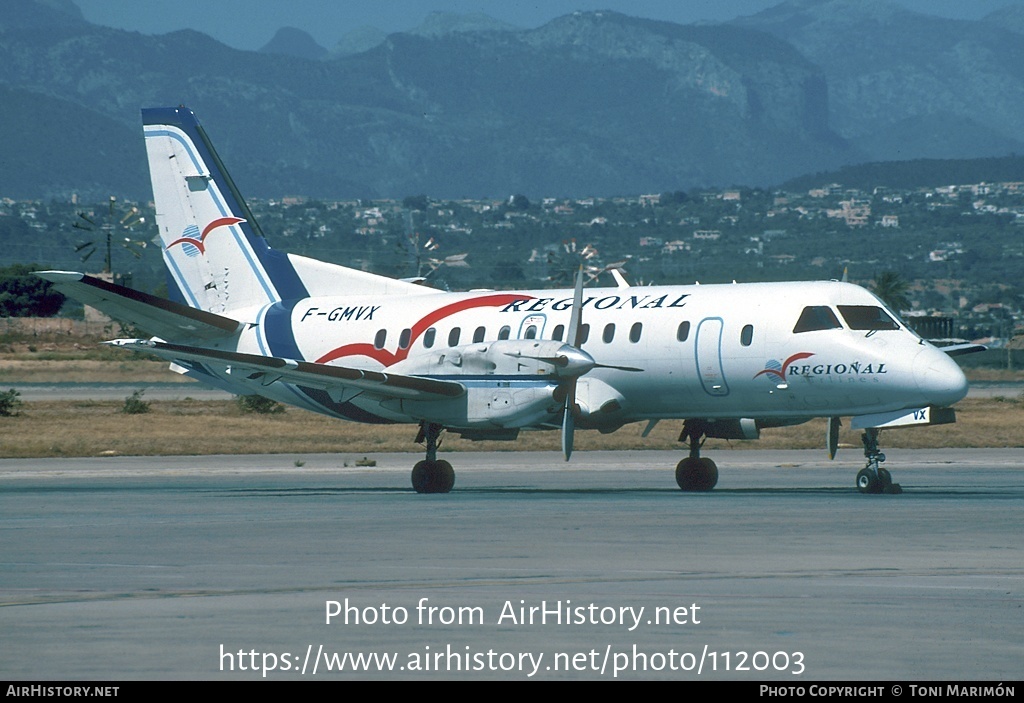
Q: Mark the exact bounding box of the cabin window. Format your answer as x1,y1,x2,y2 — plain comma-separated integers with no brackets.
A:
629,322,642,343
793,306,843,333
740,324,754,347
398,328,411,350
602,323,615,343
578,324,590,344
473,326,486,343
524,325,537,340
498,325,511,340
552,324,565,341
677,321,691,342
423,327,436,348
837,305,899,331
374,329,386,350
448,327,461,347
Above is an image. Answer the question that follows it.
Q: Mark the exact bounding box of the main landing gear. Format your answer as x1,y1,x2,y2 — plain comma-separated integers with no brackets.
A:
411,422,455,494
675,420,718,491
856,428,902,494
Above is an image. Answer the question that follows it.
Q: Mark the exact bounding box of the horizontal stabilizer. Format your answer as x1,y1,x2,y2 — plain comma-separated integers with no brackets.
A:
36,271,243,341
107,339,465,401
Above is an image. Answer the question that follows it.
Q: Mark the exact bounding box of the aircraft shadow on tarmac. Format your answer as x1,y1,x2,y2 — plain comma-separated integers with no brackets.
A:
203,485,986,497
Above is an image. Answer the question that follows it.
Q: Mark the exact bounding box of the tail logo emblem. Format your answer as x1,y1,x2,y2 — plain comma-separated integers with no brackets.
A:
166,217,245,257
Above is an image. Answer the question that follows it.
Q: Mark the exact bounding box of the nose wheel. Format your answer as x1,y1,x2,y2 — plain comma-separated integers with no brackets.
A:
858,429,901,494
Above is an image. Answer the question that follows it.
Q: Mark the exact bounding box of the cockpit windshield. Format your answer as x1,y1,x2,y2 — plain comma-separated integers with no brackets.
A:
837,305,900,331
793,305,843,333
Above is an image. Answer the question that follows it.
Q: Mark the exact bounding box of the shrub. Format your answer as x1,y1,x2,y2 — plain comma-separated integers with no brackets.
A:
0,388,22,416
237,394,286,414
122,389,150,414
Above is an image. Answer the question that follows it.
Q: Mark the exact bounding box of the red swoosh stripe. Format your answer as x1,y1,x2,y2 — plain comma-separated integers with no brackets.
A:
166,217,246,254
201,217,245,238
315,293,535,366
753,351,815,381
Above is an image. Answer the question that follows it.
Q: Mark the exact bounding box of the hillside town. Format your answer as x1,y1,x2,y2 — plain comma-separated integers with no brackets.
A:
2,178,1022,354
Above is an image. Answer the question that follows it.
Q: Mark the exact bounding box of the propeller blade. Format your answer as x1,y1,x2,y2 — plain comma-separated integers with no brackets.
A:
567,265,584,347
592,362,644,372
502,352,639,374
503,345,595,374
561,382,576,461
827,416,841,460
505,352,566,367
561,267,588,461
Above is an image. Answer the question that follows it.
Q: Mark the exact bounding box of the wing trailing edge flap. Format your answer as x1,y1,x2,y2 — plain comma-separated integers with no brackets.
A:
107,339,465,401
36,271,243,342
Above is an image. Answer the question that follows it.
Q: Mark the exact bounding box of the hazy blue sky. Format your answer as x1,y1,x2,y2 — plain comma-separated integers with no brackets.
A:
73,0,1022,51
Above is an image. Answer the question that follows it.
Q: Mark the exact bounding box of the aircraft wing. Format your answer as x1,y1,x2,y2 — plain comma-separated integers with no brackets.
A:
37,271,243,341
935,343,987,357
107,339,466,401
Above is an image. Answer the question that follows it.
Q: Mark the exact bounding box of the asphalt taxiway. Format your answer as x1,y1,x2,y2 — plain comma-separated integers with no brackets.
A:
1,449,1021,680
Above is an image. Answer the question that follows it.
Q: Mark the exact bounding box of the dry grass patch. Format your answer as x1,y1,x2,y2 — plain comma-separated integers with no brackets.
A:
0,359,186,384
1,398,1021,459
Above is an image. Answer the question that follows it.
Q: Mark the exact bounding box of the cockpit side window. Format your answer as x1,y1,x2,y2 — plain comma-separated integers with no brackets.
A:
793,305,843,333
837,305,900,331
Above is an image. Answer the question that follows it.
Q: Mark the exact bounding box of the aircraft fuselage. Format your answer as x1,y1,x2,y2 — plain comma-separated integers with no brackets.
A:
189,279,966,432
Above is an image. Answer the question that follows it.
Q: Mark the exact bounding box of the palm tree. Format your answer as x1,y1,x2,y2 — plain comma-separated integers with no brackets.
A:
870,271,911,312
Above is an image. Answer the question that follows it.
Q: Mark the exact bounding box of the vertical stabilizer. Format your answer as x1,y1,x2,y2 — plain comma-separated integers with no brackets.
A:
142,107,308,313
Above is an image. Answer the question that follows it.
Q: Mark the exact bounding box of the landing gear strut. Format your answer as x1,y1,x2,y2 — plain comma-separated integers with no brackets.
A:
411,422,454,494
856,428,901,494
675,421,718,491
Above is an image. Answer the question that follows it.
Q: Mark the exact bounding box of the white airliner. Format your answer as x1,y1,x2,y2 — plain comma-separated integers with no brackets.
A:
40,107,977,494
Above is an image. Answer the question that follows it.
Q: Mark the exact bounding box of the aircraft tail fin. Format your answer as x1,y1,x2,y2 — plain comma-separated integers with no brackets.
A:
143,107,436,312
143,107,309,313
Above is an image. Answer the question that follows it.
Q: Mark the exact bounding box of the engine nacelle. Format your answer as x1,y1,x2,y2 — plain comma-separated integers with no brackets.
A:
380,340,581,428
389,339,591,379
575,377,629,430
702,418,761,440
380,384,560,429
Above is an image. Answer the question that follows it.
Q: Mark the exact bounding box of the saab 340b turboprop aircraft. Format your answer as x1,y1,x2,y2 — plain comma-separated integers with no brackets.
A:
39,107,976,494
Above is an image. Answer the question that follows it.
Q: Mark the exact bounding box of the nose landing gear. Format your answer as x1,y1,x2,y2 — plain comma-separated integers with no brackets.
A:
857,428,902,494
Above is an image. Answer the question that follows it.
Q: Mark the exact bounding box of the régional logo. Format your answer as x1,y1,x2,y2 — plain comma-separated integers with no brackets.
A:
753,352,815,382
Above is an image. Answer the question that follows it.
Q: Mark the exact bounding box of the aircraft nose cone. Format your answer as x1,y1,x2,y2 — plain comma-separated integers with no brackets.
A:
913,347,968,407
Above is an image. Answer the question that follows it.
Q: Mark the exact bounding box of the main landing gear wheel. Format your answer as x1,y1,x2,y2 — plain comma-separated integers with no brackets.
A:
411,422,455,494
675,457,718,492
675,420,718,491
411,459,455,494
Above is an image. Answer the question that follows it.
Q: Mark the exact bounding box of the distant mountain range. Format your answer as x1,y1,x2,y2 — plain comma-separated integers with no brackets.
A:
734,0,1024,162
1,0,1022,200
